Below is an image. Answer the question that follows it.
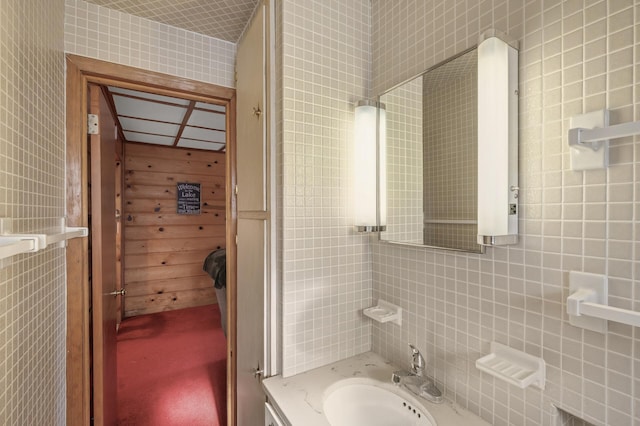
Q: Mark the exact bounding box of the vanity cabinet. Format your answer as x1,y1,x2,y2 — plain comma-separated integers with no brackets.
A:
265,402,286,426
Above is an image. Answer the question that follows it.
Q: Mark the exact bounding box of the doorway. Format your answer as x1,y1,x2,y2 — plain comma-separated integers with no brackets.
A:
65,54,238,426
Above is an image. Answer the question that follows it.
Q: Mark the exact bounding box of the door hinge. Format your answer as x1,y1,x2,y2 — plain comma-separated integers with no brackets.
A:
235,185,238,195
88,114,99,134
235,234,238,245
253,364,264,380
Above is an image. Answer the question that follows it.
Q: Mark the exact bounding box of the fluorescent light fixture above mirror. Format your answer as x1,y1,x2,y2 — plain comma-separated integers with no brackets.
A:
477,30,519,246
354,100,386,232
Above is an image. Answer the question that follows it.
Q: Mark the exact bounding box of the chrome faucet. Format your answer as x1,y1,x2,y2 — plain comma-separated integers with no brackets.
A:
391,344,443,404
409,344,425,376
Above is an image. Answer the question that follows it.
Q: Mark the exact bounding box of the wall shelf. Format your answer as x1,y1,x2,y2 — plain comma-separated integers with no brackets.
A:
0,238,36,260
0,218,88,267
476,342,545,390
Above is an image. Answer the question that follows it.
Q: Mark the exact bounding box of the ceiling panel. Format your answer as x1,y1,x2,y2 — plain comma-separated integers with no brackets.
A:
188,109,226,130
109,86,190,106
181,127,226,143
124,132,176,146
105,86,226,152
195,102,226,112
177,139,226,151
83,0,259,42
112,95,187,123
118,117,181,136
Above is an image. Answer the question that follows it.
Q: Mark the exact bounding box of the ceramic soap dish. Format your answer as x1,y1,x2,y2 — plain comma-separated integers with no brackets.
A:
363,299,402,326
476,342,545,389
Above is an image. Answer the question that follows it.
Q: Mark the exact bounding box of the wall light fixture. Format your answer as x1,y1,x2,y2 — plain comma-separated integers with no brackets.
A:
354,100,386,232
477,30,519,246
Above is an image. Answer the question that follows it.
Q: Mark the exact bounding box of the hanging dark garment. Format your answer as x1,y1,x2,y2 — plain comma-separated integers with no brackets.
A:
203,249,226,289
203,248,227,336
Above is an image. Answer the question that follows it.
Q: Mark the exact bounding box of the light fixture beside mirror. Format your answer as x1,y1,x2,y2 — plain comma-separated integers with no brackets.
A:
353,100,386,233
373,29,519,252
477,30,519,247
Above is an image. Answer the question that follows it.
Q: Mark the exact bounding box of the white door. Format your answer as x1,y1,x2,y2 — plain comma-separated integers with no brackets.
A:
236,219,266,425
235,1,273,425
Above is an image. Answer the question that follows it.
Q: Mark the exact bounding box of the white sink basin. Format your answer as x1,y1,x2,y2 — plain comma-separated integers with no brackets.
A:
323,379,436,426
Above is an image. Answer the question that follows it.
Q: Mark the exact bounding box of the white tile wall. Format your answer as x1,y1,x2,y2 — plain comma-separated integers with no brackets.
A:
422,62,478,251
80,0,258,43
0,0,67,425
279,0,373,377
64,0,236,88
380,78,424,244
5,0,632,422
371,1,639,425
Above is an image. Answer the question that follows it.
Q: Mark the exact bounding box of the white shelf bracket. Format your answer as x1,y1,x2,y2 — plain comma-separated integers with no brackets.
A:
569,109,640,170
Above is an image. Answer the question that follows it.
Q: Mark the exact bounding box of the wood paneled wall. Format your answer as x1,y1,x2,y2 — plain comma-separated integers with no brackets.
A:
123,142,225,317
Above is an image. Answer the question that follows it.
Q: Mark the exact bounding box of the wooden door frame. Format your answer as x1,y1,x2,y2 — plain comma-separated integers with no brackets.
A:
65,54,238,426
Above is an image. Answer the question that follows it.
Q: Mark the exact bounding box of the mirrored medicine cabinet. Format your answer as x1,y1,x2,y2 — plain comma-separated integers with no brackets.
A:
378,46,483,253
376,29,519,253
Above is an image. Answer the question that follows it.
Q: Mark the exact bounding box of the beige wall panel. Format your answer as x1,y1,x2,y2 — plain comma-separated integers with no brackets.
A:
124,237,225,254
125,212,224,226
126,142,224,160
125,155,225,176
125,263,206,282
125,224,225,240
125,250,215,268
123,142,225,317
125,289,217,317
124,183,225,202
124,198,225,213
124,276,213,297
124,170,225,187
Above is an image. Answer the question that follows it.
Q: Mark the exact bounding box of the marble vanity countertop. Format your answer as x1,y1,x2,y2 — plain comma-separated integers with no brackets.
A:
262,351,490,426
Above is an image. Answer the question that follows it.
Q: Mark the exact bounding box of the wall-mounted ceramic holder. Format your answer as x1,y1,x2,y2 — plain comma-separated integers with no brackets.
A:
567,271,640,333
363,299,402,326
568,110,609,170
569,109,640,170
567,271,608,333
475,341,545,389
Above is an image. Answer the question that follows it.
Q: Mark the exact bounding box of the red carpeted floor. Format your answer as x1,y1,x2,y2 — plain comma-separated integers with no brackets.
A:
117,305,227,426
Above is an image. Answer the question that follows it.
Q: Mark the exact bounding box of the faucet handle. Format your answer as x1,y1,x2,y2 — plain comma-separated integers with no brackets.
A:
408,344,425,375
391,371,402,385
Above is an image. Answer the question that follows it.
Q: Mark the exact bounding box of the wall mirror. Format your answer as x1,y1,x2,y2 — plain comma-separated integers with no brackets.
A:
378,47,483,253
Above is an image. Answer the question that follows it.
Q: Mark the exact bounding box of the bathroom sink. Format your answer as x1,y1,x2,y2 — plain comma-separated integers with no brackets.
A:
323,379,436,426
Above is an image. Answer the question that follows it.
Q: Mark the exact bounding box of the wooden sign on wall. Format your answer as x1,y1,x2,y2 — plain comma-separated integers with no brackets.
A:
177,182,201,214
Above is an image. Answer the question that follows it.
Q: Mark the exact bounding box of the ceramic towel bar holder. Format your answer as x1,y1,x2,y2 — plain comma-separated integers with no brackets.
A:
569,109,640,170
567,271,640,333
